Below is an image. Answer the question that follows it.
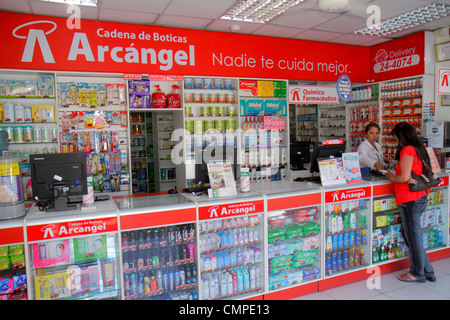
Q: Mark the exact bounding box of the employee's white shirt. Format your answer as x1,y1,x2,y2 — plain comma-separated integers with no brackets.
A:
357,139,384,170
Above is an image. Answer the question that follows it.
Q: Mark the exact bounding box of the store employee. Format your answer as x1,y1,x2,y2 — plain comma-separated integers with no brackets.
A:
357,123,385,171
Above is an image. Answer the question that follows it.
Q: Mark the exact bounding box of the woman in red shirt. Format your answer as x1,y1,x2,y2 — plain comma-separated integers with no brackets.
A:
385,122,436,283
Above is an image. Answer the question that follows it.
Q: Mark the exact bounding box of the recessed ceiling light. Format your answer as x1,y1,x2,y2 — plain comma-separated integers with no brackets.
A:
354,3,450,37
38,0,98,7
221,0,304,24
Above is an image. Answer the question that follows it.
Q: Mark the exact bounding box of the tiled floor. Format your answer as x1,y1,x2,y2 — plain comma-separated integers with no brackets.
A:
292,257,450,300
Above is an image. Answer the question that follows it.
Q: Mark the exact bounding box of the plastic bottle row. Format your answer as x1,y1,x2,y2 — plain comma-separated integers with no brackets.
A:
123,243,195,272
199,228,260,253
325,229,367,252
325,247,366,275
199,215,260,234
121,224,196,251
201,247,263,272
124,264,198,299
326,212,368,235
1,125,57,143
201,265,262,300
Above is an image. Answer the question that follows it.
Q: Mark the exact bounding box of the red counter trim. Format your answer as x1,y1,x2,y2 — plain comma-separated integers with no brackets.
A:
263,281,319,300
0,226,24,245
373,183,394,197
267,193,321,212
120,207,196,230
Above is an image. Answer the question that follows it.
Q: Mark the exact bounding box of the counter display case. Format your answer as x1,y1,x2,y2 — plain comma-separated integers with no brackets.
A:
184,192,265,300
323,183,371,277
263,183,323,295
423,175,449,250
0,219,27,300
24,200,121,300
115,194,198,300
371,175,449,265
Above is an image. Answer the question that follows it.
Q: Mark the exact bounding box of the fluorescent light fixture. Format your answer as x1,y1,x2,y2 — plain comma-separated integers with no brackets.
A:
38,0,98,7
221,0,304,23
355,3,450,37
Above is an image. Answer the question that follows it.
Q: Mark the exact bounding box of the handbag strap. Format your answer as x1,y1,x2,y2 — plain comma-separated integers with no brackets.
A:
411,145,433,172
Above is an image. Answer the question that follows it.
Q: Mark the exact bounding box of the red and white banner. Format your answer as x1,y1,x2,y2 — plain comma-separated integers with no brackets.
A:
26,217,117,242
370,32,425,82
199,200,264,221
438,68,450,94
0,11,370,82
288,85,339,104
325,186,371,203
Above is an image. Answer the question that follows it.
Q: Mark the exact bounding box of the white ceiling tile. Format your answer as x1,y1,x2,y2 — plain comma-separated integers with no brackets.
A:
0,0,30,13
314,14,367,33
205,19,263,34
98,8,158,25
164,0,236,19
328,33,376,46
359,36,394,46
272,8,339,29
100,0,170,13
155,14,212,30
29,0,98,19
251,24,304,38
293,29,344,42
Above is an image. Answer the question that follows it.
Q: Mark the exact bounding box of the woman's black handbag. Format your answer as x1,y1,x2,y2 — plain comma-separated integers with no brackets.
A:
408,149,441,192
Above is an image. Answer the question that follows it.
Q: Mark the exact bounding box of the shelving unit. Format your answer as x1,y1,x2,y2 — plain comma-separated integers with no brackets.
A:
130,111,154,193
154,111,178,192
0,70,58,201
380,76,423,161
183,76,239,187
318,104,346,141
347,101,379,152
56,74,130,195
294,104,318,143
238,79,289,183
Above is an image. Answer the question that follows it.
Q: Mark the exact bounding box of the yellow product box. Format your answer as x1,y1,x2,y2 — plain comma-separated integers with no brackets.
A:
375,215,387,228
387,197,397,210
31,105,55,123
257,80,274,97
373,199,381,212
35,271,71,300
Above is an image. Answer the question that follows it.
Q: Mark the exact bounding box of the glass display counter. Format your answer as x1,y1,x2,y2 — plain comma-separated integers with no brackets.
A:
0,218,27,300
371,173,449,265
115,194,198,300
262,182,323,294
182,191,265,300
24,199,121,300
322,182,371,277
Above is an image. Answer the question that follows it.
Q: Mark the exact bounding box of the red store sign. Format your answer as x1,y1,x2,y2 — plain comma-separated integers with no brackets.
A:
0,11,371,82
325,186,371,203
370,32,425,82
26,217,118,242
199,200,264,221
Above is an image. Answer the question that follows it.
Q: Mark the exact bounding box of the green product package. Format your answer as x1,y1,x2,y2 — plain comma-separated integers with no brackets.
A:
292,249,318,261
303,222,320,235
0,246,7,257
9,254,24,268
0,256,10,270
73,235,107,262
8,244,24,256
285,224,305,238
